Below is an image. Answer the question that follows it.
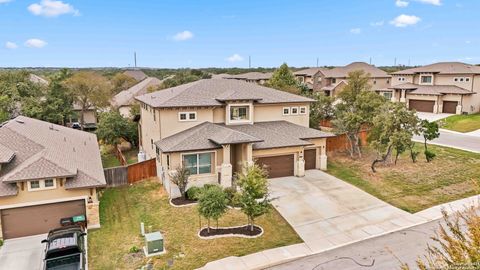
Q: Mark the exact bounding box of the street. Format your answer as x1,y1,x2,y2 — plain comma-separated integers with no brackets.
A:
413,129,480,153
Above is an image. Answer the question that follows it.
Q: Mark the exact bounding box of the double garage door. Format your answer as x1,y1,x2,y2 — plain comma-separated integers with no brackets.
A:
1,200,86,239
409,100,458,114
255,149,317,179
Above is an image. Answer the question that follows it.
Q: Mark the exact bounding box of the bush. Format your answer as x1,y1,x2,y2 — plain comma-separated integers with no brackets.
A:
186,186,202,201
203,184,217,190
224,187,242,207
129,246,139,253
0,239,3,247
198,185,228,232
425,150,436,162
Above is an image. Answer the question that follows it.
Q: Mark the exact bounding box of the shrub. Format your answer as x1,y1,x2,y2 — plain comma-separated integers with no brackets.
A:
224,187,242,207
425,150,436,162
202,184,217,191
186,186,202,201
129,246,139,253
170,166,190,199
198,185,228,233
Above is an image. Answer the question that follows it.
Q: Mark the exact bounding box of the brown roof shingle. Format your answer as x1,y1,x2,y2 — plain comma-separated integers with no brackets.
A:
321,62,390,78
111,77,162,107
392,62,480,75
390,83,474,95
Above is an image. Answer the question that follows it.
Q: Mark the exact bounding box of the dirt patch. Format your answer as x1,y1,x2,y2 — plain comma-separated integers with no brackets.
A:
199,225,262,237
171,197,197,206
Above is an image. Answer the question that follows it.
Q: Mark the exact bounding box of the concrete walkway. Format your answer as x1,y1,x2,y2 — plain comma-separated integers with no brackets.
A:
413,129,480,153
0,234,45,270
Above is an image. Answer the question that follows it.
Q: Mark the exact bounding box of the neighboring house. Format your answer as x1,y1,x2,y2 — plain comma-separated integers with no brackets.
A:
123,69,148,82
111,77,162,117
135,79,333,197
0,116,106,239
390,62,480,114
70,103,98,129
222,72,273,85
293,68,329,91
313,62,391,97
29,74,49,86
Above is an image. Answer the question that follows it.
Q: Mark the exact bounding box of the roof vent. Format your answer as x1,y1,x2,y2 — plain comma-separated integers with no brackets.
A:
15,119,24,124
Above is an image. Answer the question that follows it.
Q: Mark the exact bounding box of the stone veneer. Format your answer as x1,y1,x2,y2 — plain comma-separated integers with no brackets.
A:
86,202,100,229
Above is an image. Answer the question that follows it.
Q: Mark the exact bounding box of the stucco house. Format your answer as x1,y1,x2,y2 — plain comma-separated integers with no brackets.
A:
293,68,328,91
0,116,106,239
222,72,273,85
389,62,480,114
69,102,98,130
111,77,162,118
135,79,333,197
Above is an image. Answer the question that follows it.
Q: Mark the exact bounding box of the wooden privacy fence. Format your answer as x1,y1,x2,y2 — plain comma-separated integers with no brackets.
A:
104,158,157,187
327,130,369,153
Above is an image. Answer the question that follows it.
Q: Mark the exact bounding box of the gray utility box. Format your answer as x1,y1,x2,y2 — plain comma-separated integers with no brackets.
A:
145,232,164,254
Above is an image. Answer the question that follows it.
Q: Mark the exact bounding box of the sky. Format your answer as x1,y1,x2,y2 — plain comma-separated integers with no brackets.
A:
0,0,479,68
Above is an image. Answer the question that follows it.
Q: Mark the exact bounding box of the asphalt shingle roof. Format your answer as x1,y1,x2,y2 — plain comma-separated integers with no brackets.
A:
123,70,148,81
321,62,390,78
294,68,329,77
0,144,15,164
135,79,314,108
390,83,474,95
111,77,162,107
222,72,273,80
392,62,480,75
0,116,106,197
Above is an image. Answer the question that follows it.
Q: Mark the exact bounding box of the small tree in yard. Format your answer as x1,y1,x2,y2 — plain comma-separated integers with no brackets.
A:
237,164,270,231
197,185,228,233
267,63,301,94
96,111,138,147
420,120,440,162
308,92,335,129
401,207,480,270
170,166,190,199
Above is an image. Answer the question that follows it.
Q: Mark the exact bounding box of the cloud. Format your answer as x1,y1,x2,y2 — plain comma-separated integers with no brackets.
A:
28,0,79,17
370,21,384,27
0,0,13,4
25,38,47,48
172,30,194,41
226,54,244,63
415,0,441,5
395,0,409,7
350,28,362,34
390,14,421,27
5,41,18,49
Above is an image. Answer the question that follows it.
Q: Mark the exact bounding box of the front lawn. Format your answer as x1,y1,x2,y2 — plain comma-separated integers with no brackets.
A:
439,113,480,133
327,144,480,213
88,180,301,270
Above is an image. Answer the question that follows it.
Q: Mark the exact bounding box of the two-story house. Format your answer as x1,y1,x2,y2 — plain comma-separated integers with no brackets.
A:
135,79,333,197
111,77,162,118
222,72,273,85
389,62,480,114
312,62,391,97
293,68,328,91
0,116,105,239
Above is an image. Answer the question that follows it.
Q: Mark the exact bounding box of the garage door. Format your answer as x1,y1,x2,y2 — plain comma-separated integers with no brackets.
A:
1,200,86,239
409,100,435,113
443,101,458,114
304,149,316,170
256,155,294,178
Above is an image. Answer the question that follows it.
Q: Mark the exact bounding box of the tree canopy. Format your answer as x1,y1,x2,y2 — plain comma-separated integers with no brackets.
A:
96,111,138,147
267,63,301,93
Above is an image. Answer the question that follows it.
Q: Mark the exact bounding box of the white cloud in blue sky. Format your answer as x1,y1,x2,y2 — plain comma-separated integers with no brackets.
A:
25,39,47,48
350,28,362,34
226,54,243,62
28,0,79,17
5,42,17,49
415,0,442,6
395,0,409,7
390,14,421,27
0,0,13,4
172,31,194,41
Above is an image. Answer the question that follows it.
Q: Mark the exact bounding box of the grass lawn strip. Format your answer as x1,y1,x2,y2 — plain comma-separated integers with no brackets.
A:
439,113,480,133
88,179,301,270
327,144,480,213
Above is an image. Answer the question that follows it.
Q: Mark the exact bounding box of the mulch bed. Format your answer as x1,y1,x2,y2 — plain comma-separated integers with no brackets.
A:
170,197,197,206
199,225,262,237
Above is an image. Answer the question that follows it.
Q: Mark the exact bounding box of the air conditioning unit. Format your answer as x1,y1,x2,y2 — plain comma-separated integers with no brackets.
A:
143,231,165,257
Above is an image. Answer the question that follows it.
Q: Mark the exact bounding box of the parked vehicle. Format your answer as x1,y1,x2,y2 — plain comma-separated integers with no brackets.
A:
41,225,87,270
71,122,81,130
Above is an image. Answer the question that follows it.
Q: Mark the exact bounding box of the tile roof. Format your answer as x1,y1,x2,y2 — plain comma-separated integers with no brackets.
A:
111,77,162,107
294,68,329,77
321,62,390,78
123,70,148,81
135,79,314,108
390,83,474,95
156,121,334,153
222,72,273,80
392,62,480,75
0,116,106,197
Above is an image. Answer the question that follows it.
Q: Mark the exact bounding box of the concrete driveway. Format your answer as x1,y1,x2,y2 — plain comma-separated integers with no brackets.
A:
416,112,452,122
0,234,45,270
269,170,427,253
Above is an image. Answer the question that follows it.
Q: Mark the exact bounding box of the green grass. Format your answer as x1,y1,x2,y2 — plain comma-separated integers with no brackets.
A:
439,113,480,133
327,144,480,213
101,147,138,168
88,180,301,270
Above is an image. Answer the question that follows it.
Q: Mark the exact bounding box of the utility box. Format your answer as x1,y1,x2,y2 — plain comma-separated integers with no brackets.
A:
144,232,164,257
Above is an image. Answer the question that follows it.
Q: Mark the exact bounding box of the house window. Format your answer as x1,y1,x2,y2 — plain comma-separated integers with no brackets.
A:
182,152,213,175
151,139,154,149
230,106,249,121
332,78,337,84
44,179,54,188
373,80,377,85
283,107,290,115
28,179,56,191
466,78,470,82
178,112,197,122
291,107,299,115
299,106,307,115
30,180,40,189
166,154,170,169
297,76,305,83
420,75,433,84
398,77,405,82
381,92,393,100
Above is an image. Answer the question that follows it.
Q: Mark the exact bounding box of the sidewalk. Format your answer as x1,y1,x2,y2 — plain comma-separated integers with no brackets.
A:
197,194,480,270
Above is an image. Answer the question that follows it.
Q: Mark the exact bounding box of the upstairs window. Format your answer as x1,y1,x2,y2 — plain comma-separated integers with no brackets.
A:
178,112,197,122
30,180,40,189
283,107,291,115
299,106,307,115
230,106,249,121
28,179,56,191
420,75,433,84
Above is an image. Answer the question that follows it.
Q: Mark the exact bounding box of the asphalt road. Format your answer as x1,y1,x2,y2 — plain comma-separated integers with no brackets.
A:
266,219,443,270
413,129,480,153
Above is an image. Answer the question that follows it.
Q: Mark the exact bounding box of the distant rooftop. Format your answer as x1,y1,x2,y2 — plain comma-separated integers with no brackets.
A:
392,62,480,75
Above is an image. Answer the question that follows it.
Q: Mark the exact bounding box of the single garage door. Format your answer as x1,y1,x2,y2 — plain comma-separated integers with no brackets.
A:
256,154,294,178
304,149,317,170
443,101,458,114
409,100,435,113
1,200,86,239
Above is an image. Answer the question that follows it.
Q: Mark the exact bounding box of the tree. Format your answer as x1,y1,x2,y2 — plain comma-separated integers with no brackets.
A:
420,120,440,162
96,111,138,147
333,71,386,158
111,73,137,94
160,70,211,89
64,71,112,130
308,92,335,129
401,207,480,270
237,164,270,231
267,63,301,93
197,185,228,233
170,166,190,199
368,102,420,172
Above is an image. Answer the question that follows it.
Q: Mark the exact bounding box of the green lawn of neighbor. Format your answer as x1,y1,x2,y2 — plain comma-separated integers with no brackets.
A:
439,113,480,133
101,147,138,168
